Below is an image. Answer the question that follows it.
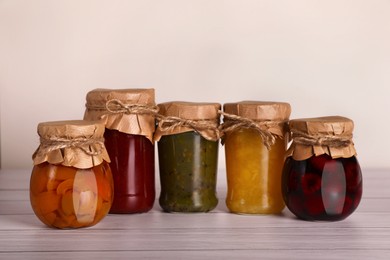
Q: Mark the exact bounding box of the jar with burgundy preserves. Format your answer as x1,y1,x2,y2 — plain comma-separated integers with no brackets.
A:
30,120,113,229
84,89,157,214
221,101,291,214
154,102,221,213
281,116,363,221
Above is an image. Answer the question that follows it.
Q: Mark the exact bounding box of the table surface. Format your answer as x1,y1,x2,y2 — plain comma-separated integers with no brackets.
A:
0,168,389,260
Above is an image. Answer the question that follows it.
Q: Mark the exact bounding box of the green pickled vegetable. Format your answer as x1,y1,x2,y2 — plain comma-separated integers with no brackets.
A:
158,131,219,212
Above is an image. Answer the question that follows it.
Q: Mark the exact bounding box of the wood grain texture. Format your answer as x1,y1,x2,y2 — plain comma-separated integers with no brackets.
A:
0,169,389,259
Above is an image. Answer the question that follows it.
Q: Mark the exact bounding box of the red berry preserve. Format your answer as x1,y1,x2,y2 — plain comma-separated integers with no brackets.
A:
282,116,363,221
282,154,362,221
84,88,157,214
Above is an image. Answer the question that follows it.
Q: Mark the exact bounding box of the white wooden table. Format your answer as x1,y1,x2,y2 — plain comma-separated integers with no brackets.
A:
0,168,389,259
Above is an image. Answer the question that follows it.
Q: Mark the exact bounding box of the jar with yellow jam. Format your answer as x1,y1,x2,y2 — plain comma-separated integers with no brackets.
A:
30,120,114,229
154,102,221,213
221,101,291,214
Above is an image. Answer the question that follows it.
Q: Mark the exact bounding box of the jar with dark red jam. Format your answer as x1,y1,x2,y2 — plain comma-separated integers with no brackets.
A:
282,116,362,221
84,89,157,214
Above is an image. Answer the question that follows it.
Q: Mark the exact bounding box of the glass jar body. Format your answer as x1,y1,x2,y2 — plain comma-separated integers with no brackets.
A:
282,154,363,221
30,162,113,229
104,129,155,213
225,128,287,214
158,131,219,212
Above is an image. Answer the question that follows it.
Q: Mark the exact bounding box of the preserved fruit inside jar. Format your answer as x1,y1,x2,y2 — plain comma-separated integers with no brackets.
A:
104,129,155,213
158,131,219,212
222,101,291,214
30,162,113,229
283,116,362,221
225,128,287,214
282,154,363,221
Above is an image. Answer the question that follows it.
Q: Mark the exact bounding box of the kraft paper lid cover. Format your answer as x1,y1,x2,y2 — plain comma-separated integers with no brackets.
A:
33,120,111,169
223,101,291,137
154,101,221,142
84,88,156,143
287,116,357,160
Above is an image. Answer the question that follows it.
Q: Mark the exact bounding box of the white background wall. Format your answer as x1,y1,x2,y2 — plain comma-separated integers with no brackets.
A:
1,0,389,169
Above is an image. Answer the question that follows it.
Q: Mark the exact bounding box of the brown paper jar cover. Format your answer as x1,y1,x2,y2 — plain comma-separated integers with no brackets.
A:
33,120,111,169
154,101,221,142
287,116,357,160
223,101,291,137
84,88,156,142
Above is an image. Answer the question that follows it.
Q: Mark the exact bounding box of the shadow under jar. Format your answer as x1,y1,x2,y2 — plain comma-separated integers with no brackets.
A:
282,116,363,221
30,120,113,229
155,102,221,213
84,88,156,214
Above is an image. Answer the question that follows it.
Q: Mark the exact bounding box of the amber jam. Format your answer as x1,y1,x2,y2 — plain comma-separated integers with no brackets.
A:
282,154,362,221
104,129,155,213
225,129,287,214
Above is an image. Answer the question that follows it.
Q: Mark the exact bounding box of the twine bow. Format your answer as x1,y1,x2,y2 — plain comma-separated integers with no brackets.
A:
105,99,159,116
291,130,352,148
219,111,286,149
157,115,221,140
35,137,105,157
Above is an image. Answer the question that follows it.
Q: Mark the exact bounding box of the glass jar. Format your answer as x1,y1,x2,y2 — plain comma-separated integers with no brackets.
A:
222,101,291,214
84,89,156,214
282,116,363,221
30,120,113,229
154,102,221,212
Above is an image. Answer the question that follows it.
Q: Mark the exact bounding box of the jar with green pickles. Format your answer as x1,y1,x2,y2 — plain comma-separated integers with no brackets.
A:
154,102,221,212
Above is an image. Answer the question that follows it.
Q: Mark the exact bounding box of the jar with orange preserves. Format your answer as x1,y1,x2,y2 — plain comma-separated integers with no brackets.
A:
30,120,114,229
221,101,291,214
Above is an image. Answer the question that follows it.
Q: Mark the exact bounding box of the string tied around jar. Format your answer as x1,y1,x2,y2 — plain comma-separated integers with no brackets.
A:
34,136,106,158
219,111,287,149
156,115,221,140
105,99,159,116
291,130,353,148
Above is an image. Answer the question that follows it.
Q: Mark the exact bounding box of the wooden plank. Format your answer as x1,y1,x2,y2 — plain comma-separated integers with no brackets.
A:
0,227,390,252
0,250,389,260
1,210,390,231
0,168,389,259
